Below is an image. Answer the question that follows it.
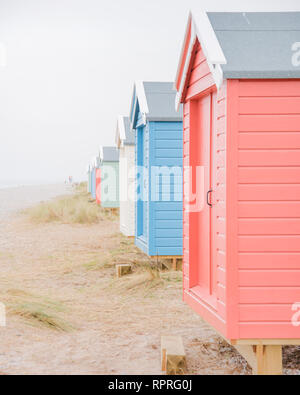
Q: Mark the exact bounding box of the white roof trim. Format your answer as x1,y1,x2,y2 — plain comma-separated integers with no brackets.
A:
175,12,193,88
192,10,226,65
118,116,126,141
176,22,197,111
175,10,227,110
99,146,104,162
115,115,126,148
135,80,149,124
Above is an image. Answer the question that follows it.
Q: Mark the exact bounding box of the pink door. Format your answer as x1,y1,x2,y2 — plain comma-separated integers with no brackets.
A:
189,92,217,308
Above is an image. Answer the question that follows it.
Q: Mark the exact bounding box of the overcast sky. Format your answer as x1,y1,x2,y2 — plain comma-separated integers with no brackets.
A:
0,0,300,185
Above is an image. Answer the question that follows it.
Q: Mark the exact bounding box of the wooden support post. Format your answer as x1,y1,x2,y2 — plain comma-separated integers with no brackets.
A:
116,264,132,278
256,345,282,376
161,336,187,375
172,258,177,271
235,344,283,375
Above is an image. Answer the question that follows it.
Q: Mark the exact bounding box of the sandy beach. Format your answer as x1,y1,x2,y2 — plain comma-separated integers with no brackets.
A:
0,186,298,375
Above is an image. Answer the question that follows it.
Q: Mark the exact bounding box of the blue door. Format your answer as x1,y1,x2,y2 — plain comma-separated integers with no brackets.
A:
142,128,148,239
137,127,144,238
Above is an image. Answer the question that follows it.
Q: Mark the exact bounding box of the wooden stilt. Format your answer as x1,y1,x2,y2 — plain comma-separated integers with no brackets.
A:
256,345,282,375
172,258,177,271
149,256,182,271
234,343,283,375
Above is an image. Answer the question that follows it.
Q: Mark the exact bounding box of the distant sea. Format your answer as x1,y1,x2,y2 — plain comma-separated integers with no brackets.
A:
0,181,63,190
0,184,23,189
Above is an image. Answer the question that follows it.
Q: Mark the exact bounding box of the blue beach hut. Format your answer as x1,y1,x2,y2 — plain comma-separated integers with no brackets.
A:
130,81,183,258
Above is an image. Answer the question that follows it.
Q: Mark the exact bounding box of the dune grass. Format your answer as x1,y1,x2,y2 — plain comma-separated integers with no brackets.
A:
25,183,118,224
2,289,72,331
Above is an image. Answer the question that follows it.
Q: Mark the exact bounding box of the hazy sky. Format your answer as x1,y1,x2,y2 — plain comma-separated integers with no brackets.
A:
0,0,300,184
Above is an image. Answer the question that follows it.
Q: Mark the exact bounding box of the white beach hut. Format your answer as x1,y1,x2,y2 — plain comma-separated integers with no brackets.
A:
115,116,135,237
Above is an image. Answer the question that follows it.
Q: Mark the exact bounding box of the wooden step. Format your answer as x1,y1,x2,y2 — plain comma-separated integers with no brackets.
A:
161,336,187,375
116,264,132,278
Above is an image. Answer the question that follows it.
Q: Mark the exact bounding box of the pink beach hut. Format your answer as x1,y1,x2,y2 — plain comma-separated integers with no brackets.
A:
175,11,300,374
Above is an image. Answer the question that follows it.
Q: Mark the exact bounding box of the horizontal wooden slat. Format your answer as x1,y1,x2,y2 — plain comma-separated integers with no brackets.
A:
239,97,300,115
238,80,300,97
238,184,300,201
239,322,300,339
156,149,182,158
157,247,183,256
156,238,182,247
239,252,300,269
189,62,211,86
156,202,183,211
239,132,300,149
240,304,297,322
238,201,300,218
156,220,182,229
156,158,183,167
239,235,300,252
239,218,300,235
156,211,183,220
156,140,182,149
192,49,206,69
239,115,300,132
239,270,300,287
239,150,300,166
238,167,300,184
154,122,183,131
186,73,215,100
239,287,300,304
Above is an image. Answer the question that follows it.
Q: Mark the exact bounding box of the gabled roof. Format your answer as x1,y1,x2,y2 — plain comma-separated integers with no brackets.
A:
175,11,300,107
115,116,135,148
130,81,183,129
100,146,119,163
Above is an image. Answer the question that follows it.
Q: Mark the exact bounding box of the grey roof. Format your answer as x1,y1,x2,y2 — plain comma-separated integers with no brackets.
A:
102,146,119,162
143,82,183,121
123,116,135,145
207,12,300,78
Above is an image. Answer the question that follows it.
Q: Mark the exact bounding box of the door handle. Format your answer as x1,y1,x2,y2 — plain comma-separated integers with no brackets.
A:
207,190,213,208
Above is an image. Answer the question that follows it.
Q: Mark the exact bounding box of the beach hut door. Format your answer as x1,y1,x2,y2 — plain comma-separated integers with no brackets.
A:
137,127,147,240
189,93,217,308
